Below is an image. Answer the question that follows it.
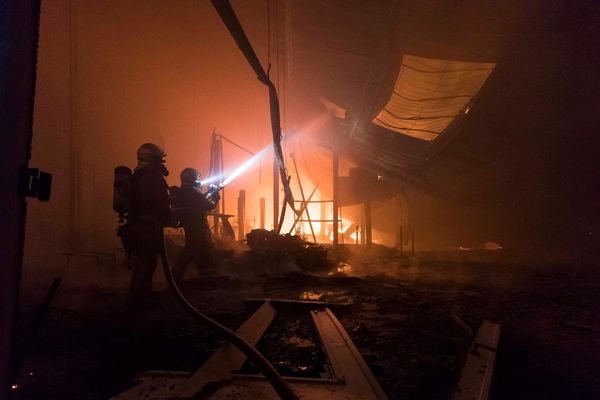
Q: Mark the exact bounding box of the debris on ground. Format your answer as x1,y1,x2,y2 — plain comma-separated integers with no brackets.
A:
245,229,334,273
13,247,600,400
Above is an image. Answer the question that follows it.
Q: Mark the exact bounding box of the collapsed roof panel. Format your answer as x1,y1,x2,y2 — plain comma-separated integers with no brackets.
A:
372,55,495,141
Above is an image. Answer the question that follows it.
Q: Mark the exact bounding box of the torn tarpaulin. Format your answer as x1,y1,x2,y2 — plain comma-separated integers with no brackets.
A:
211,0,296,232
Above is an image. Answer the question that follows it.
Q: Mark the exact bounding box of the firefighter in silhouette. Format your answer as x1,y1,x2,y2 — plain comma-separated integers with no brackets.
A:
171,168,219,283
128,143,171,308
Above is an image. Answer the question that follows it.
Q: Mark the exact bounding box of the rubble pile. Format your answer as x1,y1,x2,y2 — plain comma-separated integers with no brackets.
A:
245,229,334,273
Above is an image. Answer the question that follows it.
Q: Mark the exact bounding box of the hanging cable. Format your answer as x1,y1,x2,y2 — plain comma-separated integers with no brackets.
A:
275,0,287,169
267,0,271,75
260,0,271,185
275,0,280,102
211,0,296,234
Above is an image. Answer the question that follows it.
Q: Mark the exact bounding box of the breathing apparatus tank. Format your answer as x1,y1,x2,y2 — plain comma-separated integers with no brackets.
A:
113,166,132,223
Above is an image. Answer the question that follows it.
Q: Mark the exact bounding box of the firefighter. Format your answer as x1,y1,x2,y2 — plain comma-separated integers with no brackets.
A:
171,168,219,284
128,143,171,309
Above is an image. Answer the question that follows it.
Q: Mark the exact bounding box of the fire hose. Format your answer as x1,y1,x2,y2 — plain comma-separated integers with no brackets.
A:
158,229,299,400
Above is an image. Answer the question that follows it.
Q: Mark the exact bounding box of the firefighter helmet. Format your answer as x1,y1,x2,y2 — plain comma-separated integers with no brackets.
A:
180,167,201,189
137,143,166,166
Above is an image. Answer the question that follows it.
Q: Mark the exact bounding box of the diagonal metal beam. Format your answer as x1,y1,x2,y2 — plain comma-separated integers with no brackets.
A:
289,154,316,242
288,184,319,238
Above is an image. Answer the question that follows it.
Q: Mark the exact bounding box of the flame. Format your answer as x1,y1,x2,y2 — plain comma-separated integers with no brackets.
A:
287,185,362,243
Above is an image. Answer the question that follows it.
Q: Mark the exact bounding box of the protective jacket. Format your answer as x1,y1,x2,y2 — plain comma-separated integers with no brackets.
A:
127,165,170,308
129,166,171,226
172,186,217,228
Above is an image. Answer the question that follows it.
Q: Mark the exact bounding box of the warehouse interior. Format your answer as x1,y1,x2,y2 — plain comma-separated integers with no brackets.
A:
1,0,599,399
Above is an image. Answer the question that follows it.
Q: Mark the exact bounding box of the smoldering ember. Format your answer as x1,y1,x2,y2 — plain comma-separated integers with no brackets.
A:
1,1,599,399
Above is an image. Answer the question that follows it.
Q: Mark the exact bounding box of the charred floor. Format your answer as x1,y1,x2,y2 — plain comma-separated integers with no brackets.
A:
13,241,600,400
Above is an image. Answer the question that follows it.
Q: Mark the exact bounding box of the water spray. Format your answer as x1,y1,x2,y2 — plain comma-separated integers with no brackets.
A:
199,129,306,211
201,143,273,197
